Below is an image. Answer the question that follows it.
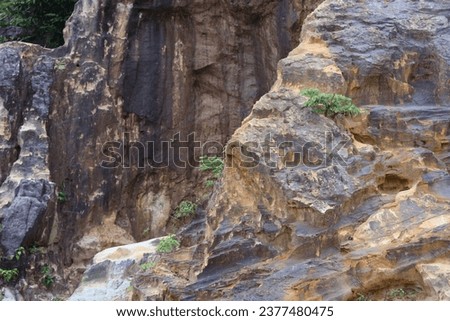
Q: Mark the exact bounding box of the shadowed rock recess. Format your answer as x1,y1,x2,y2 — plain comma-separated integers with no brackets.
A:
0,0,449,301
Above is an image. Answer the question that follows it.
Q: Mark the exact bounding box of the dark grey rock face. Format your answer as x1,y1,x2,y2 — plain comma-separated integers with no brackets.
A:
1,179,54,256
0,44,55,257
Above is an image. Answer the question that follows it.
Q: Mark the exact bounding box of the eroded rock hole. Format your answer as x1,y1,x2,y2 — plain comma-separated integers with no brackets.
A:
378,174,410,193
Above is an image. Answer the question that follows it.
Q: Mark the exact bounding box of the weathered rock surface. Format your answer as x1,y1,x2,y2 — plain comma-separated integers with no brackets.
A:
69,238,162,301
0,0,323,271
46,0,323,264
277,0,450,106
2,0,450,301
0,44,56,257
72,0,449,301
347,105,450,171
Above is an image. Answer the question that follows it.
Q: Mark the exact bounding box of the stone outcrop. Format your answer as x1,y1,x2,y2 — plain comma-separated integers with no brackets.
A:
69,238,163,301
0,44,56,257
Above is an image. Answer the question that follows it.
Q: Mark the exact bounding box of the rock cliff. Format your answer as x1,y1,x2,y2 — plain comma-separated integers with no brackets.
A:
1,0,450,301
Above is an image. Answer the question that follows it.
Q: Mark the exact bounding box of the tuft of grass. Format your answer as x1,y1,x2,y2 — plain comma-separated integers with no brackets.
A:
355,293,369,301
140,262,156,271
205,180,215,188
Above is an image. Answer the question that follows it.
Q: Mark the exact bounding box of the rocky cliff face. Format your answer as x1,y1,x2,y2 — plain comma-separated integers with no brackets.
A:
0,0,322,298
52,0,322,266
1,0,450,301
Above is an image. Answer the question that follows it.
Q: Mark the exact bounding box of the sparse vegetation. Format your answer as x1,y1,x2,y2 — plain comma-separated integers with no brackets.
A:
200,156,224,188
355,293,369,301
387,288,418,301
200,156,224,178
0,268,19,282
140,262,156,271
156,234,180,254
29,244,43,255
300,88,361,118
40,265,54,288
57,191,67,203
205,180,215,188
142,227,150,237
174,200,197,219
54,59,66,71
14,246,25,260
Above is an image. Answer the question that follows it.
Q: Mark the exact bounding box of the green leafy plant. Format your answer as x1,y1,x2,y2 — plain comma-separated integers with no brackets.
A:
174,201,197,219
205,180,215,188
0,268,19,282
14,246,25,260
57,191,67,203
300,88,361,118
40,265,54,288
156,234,180,254
200,156,224,178
0,0,77,48
140,262,156,271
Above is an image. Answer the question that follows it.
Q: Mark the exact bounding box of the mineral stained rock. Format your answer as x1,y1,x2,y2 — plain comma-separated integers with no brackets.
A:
2,0,450,301
0,0,322,265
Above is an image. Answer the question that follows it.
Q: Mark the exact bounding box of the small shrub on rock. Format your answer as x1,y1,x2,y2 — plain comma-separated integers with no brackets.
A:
300,88,361,118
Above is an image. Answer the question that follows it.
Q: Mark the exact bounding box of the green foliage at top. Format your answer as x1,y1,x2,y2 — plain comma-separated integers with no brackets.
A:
199,156,224,179
0,0,76,48
156,235,180,254
300,88,361,118
175,200,197,219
